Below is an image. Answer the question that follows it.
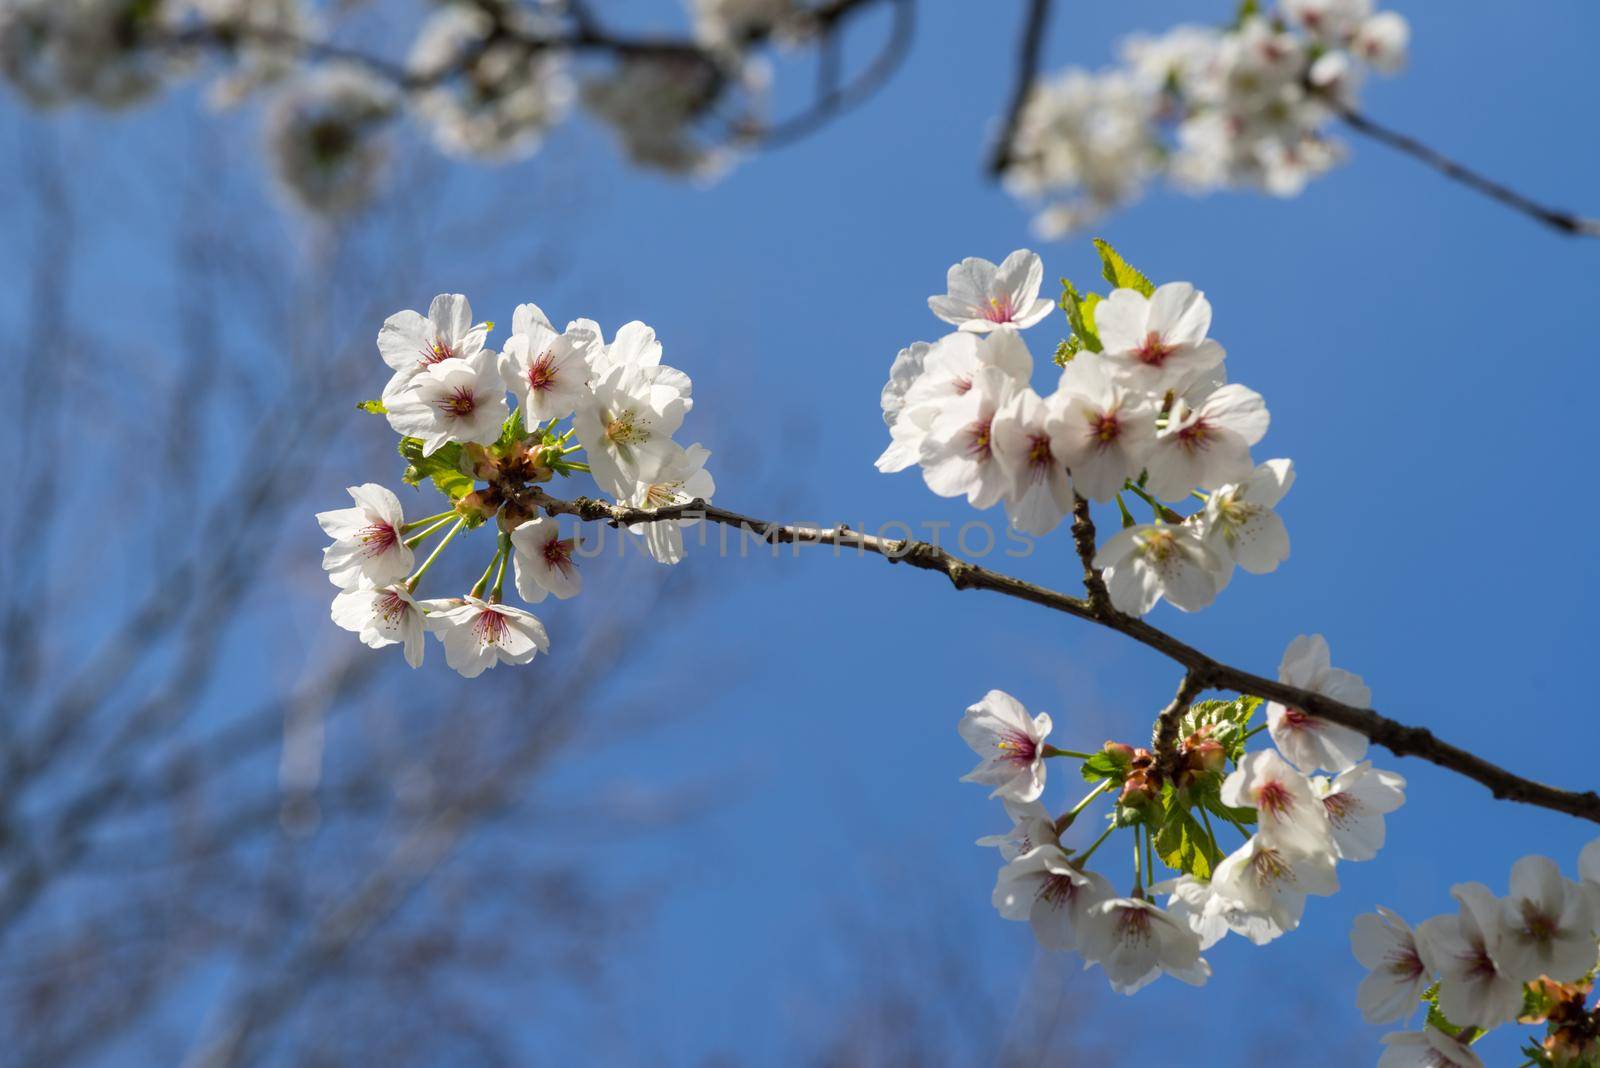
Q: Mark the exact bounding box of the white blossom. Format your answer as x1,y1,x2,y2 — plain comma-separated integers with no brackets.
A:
928,250,1055,334
1211,832,1338,936
509,517,582,604
1196,458,1294,577
1350,906,1430,1024
1094,523,1227,615
875,341,935,473
1143,383,1269,501
992,846,1112,951
1416,882,1527,1030
1043,355,1158,502
1095,283,1226,393
1354,13,1409,74
991,387,1075,536
916,365,1021,510
957,690,1051,803
498,304,600,424
378,293,491,401
1282,0,1374,44
330,582,426,668
1266,634,1372,773
1078,897,1210,994
385,350,510,456
620,443,716,565
423,596,550,678
316,483,413,589
1377,1027,1484,1068
574,357,693,498
1312,761,1406,861
1495,854,1598,983
264,66,395,215
1156,875,1239,950
1221,749,1334,857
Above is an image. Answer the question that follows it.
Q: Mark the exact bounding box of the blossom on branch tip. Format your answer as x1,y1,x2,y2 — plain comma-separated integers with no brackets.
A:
1495,855,1598,984
1143,382,1269,501
621,443,716,565
1195,458,1294,578
928,250,1054,334
574,358,693,498
1210,832,1338,937
991,386,1075,536
498,304,600,424
1221,749,1334,857
1350,906,1429,1024
378,293,491,400
1094,522,1227,615
316,483,413,589
385,350,510,456
510,518,582,604
1415,882,1527,1030
958,690,1051,803
423,596,550,678
330,582,426,668
917,365,1021,510
977,799,1059,862
1267,634,1372,773
1376,1027,1484,1068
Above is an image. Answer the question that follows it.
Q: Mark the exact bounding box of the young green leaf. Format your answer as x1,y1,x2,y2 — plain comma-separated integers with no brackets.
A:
1059,278,1104,353
356,399,388,415
397,438,475,501
1093,239,1155,296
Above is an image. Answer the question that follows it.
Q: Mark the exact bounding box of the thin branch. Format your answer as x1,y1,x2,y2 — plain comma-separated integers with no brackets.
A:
1151,671,1208,770
985,0,1052,177
1338,107,1600,238
528,488,1600,826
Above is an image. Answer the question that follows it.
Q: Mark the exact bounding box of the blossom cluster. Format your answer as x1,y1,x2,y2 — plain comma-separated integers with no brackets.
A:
1352,839,1600,1068
0,0,822,214
878,244,1288,617
316,293,713,677
960,634,1405,996
1003,0,1411,235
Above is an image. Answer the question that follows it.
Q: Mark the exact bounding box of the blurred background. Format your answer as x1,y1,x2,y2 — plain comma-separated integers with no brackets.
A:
1,0,1597,1064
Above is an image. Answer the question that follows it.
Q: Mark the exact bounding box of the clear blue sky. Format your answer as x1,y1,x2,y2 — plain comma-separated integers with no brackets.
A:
9,0,1599,1063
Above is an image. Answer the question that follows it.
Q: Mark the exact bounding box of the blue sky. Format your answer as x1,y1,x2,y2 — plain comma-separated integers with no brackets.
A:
8,0,1600,1063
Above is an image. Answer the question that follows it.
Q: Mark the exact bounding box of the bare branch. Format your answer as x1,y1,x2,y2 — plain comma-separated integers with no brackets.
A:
529,488,1600,826
985,0,1051,177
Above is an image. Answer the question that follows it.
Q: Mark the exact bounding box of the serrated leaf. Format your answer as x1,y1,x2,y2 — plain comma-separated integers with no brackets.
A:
1080,751,1123,784
1059,278,1103,354
496,409,527,452
357,399,387,414
1054,336,1082,367
1155,808,1220,880
1093,239,1155,296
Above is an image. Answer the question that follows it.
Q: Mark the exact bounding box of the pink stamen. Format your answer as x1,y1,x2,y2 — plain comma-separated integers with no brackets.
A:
1255,779,1295,819
1175,419,1211,454
966,417,995,461
472,607,509,647
439,386,477,418
982,295,1016,323
1135,330,1175,367
420,336,456,365
358,521,398,558
376,589,409,622
527,351,558,394
994,729,1037,767
1090,411,1121,446
541,536,576,577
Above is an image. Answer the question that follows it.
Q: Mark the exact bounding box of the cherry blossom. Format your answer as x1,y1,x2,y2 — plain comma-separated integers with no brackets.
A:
1312,761,1406,861
1195,458,1294,578
927,250,1055,333
1416,883,1527,1030
377,293,491,401
1077,897,1210,994
977,799,1058,862
916,365,1021,510
574,358,694,498
509,518,583,604
498,304,600,424
1495,855,1598,983
1221,749,1334,857
385,350,510,456
1142,383,1269,501
1350,906,1430,1024
1094,522,1227,615
1210,832,1338,936
1266,634,1372,774
621,444,716,565
1095,283,1226,392
992,846,1112,951
316,483,413,589
991,386,1075,536
957,689,1051,803
423,596,550,679
1043,355,1157,502
1377,1027,1484,1068
330,582,427,669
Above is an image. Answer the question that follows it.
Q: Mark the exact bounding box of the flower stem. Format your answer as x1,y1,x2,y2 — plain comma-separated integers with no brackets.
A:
1133,825,1144,896
1198,803,1220,862
469,544,504,600
1042,744,1094,760
405,517,465,592
403,513,456,548
489,532,511,603
1073,823,1116,866
401,509,456,534
1115,493,1136,529
1123,481,1184,524
1067,779,1113,817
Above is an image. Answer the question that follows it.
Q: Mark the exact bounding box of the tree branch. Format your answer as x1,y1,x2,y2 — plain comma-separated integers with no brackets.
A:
1337,106,1600,238
527,488,1600,826
985,0,1052,177
1151,671,1209,770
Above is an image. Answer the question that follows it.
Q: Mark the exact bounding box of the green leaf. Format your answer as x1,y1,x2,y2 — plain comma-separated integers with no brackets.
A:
1093,239,1155,296
1059,279,1103,354
1155,808,1221,880
1054,336,1083,367
496,408,527,452
1181,696,1261,763
1080,751,1124,784
397,437,475,501
356,399,387,414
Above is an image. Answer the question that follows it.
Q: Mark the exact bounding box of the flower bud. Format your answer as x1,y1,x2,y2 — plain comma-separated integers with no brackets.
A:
460,442,501,481
1118,771,1159,812
496,498,536,533
455,485,503,525
1102,741,1135,768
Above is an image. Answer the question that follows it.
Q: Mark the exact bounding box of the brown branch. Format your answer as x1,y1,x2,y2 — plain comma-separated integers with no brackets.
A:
528,488,1600,826
1338,106,1600,239
985,0,1052,177
1151,671,1209,771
